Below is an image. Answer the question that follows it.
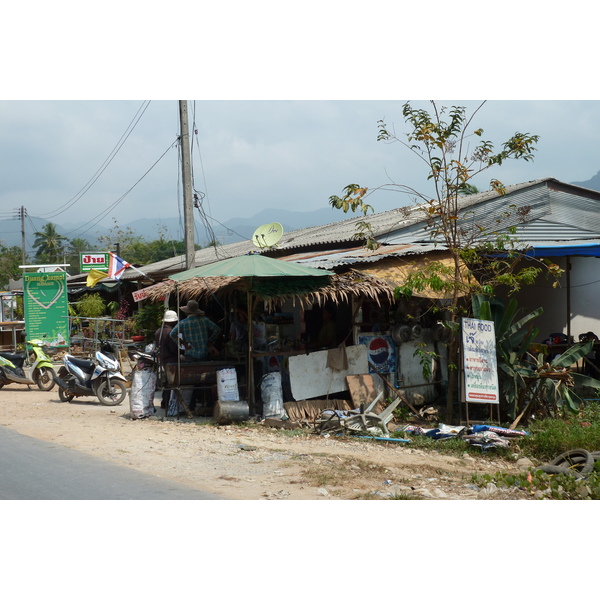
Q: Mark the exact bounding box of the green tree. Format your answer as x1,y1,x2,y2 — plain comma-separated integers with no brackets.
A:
65,237,93,275
329,101,559,421
32,222,67,263
96,220,193,266
96,218,144,258
0,244,23,288
126,231,190,265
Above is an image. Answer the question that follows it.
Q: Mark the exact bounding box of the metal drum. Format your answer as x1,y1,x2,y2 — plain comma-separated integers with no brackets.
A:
214,400,249,424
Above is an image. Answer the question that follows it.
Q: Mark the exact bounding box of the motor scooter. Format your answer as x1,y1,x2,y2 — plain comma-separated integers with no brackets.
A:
0,338,57,391
53,341,128,406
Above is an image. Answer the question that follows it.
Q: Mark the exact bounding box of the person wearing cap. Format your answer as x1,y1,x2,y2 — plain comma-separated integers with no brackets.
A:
169,299,222,361
154,310,181,409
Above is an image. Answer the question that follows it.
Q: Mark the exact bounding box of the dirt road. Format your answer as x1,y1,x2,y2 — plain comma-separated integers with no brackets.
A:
0,385,531,500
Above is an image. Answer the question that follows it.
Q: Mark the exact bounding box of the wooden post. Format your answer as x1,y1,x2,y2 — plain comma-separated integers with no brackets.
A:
247,291,254,414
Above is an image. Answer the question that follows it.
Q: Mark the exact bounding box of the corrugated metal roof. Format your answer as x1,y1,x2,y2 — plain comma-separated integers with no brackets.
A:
121,177,600,281
277,243,439,270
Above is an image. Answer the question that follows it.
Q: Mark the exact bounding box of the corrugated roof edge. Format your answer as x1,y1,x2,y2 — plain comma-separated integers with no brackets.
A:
120,177,600,280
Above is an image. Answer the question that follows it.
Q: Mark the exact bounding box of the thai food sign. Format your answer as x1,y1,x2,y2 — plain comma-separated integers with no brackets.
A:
462,317,499,404
23,272,70,348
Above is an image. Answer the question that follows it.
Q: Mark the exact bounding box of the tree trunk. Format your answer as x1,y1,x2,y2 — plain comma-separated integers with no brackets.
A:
445,335,459,422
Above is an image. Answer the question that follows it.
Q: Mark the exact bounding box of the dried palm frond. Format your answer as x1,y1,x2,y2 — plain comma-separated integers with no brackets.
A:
142,269,394,308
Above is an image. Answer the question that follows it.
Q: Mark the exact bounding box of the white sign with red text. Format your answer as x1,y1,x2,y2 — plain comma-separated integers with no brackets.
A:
132,284,164,303
462,317,499,404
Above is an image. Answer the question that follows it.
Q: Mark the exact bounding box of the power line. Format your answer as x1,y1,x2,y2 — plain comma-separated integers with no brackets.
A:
63,137,179,238
33,101,152,220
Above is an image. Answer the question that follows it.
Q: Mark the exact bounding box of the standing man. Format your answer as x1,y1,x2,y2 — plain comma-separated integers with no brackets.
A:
154,309,180,409
169,299,221,361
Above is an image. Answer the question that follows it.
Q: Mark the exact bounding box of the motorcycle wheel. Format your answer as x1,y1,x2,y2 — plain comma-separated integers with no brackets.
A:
35,367,56,391
58,387,74,402
97,379,127,406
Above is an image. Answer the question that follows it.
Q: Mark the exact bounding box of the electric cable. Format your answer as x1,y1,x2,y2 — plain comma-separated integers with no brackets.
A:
34,101,152,220
63,137,178,238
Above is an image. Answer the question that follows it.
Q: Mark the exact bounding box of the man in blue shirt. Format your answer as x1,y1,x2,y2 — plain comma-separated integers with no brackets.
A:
170,299,221,361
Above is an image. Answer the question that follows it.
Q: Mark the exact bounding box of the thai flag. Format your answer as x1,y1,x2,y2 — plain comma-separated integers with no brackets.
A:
108,252,131,279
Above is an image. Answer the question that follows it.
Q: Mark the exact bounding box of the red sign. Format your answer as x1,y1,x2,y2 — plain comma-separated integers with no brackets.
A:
132,284,164,303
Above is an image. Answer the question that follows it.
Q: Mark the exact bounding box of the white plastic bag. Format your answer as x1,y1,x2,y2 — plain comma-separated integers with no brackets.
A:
217,367,240,402
261,372,285,419
129,369,157,419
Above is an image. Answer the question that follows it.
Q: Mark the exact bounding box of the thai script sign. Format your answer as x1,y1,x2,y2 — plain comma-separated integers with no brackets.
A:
80,253,110,272
132,283,165,303
462,317,499,404
23,272,70,348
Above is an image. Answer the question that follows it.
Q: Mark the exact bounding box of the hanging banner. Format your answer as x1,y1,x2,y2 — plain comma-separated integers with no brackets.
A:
23,272,70,348
462,317,499,404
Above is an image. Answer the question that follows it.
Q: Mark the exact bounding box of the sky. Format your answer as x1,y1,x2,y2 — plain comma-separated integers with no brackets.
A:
2,99,600,245
2,3,599,250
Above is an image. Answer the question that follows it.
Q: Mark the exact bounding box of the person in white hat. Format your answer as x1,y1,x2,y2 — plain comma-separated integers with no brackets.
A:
169,300,221,361
154,309,180,409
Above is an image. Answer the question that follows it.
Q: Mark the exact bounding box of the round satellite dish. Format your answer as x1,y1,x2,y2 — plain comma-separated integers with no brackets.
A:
252,222,283,248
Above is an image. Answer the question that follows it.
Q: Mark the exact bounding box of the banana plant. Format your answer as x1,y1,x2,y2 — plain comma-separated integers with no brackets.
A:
472,296,600,422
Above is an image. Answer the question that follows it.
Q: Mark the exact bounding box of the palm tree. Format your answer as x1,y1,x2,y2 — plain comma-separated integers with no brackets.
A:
65,237,93,275
32,223,67,263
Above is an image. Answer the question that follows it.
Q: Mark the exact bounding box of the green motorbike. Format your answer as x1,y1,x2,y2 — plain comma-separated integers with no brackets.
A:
0,338,56,391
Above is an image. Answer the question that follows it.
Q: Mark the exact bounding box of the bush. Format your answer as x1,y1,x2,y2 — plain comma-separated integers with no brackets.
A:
519,402,600,462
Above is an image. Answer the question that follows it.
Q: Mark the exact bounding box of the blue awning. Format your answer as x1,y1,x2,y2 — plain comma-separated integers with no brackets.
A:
524,244,600,258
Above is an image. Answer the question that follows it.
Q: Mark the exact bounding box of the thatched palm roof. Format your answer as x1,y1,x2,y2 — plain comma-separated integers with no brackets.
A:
144,269,395,309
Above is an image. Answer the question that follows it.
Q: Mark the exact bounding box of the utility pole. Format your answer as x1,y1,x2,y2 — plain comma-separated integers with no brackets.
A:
19,206,26,265
179,101,196,270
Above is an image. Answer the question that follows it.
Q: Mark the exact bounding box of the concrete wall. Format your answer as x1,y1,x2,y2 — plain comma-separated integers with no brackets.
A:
516,256,600,342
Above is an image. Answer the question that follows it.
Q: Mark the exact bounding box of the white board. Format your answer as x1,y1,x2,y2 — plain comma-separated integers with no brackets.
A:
288,345,368,400
462,317,500,404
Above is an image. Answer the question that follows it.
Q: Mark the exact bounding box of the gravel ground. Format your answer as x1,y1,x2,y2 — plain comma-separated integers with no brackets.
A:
0,383,537,500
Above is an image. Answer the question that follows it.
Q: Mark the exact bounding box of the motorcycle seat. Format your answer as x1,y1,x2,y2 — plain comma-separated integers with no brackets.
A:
67,356,95,372
0,352,25,368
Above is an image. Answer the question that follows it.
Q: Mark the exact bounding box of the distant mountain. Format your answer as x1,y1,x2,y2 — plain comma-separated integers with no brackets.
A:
206,206,344,246
571,171,600,192
0,216,106,250
0,207,344,254
124,207,343,247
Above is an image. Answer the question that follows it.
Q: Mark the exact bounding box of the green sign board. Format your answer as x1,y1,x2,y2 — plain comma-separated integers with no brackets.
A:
80,252,110,272
23,272,70,348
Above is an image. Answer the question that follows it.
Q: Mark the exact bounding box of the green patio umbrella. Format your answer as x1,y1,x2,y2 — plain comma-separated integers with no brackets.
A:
169,253,333,281
169,253,333,412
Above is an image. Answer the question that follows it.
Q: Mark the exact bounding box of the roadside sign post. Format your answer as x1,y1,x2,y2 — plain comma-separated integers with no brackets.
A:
461,317,500,425
23,271,70,348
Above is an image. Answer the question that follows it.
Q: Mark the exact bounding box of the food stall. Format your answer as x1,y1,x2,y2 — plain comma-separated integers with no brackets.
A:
144,256,395,416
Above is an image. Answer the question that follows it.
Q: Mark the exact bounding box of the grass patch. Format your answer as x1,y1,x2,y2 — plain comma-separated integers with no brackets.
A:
518,403,600,462
473,469,600,500
468,403,600,499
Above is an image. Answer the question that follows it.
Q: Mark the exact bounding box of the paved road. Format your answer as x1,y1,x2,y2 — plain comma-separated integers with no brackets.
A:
0,425,224,500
